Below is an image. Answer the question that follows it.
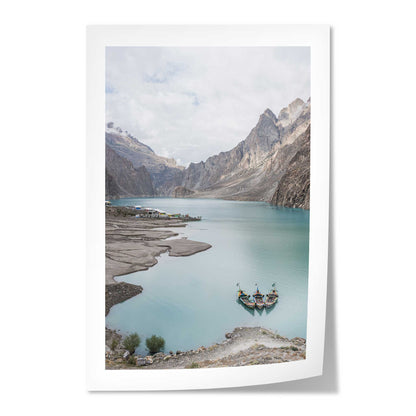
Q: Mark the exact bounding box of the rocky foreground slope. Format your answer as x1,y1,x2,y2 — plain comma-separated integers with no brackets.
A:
105,327,306,369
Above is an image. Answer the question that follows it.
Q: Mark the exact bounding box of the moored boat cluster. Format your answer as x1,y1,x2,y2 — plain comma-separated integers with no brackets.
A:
237,283,279,310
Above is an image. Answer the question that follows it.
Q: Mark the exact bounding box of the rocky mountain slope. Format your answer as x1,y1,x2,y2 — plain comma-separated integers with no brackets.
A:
172,186,195,198
271,126,310,209
178,98,310,203
105,98,310,208
105,123,184,194
180,108,281,191
105,145,155,199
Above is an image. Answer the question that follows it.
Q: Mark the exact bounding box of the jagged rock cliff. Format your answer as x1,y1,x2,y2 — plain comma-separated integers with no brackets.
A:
172,186,195,198
105,145,155,199
177,98,310,203
270,126,310,209
181,108,281,192
105,123,184,194
105,98,311,209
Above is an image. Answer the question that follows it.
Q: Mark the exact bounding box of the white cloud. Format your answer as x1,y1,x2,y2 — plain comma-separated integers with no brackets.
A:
106,47,310,167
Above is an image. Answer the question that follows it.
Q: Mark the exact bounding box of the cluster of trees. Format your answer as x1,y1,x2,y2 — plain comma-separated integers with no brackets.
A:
122,333,165,355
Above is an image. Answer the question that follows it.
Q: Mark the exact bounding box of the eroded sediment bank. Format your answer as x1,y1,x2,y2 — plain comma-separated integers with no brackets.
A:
105,206,211,315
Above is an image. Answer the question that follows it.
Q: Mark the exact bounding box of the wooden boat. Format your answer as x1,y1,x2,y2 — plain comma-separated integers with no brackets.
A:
265,283,279,308
236,283,255,309
253,286,265,310
237,289,255,309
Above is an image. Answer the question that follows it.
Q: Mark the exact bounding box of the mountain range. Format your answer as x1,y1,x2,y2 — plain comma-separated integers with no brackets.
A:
105,145,155,199
105,97,311,209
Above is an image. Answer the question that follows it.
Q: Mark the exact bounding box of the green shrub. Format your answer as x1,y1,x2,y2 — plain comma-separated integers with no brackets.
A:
146,335,165,354
290,346,299,351
122,333,141,354
127,356,136,365
110,338,118,351
186,362,199,369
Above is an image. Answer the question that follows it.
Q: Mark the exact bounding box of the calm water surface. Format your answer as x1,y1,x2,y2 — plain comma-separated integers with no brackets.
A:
106,198,309,355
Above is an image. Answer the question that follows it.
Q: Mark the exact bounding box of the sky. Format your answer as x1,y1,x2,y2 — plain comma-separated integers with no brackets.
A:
106,47,310,167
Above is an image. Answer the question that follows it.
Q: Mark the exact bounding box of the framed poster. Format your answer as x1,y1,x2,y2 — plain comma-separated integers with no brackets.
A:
87,25,330,390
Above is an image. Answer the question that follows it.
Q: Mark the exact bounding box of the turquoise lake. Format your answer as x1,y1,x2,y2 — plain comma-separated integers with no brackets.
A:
106,198,310,355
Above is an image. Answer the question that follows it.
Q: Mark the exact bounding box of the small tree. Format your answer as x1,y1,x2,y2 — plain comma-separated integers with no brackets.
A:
122,333,141,355
146,335,165,354
110,338,118,351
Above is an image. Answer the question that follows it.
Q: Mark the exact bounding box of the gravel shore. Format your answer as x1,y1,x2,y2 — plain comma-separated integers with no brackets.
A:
105,327,306,369
105,282,143,316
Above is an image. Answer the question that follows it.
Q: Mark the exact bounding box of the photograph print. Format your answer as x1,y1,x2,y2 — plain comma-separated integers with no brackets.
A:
104,46,311,370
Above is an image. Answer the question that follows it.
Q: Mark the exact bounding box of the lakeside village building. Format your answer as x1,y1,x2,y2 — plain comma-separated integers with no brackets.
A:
105,201,200,220
134,205,182,219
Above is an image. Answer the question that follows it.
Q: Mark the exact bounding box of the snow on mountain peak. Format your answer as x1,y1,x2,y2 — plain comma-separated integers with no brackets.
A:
106,122,135,140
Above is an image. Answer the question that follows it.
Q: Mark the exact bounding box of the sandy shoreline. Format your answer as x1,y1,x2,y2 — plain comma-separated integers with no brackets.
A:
105,206,211,315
